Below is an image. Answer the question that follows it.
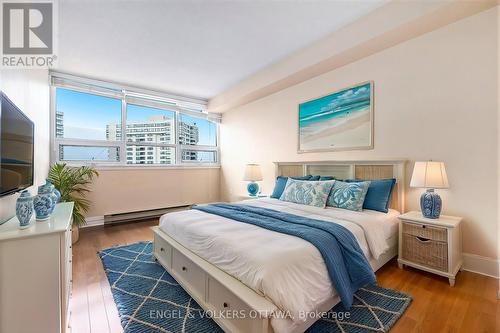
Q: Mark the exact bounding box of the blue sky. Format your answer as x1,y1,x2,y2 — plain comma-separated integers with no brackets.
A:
57,88,121,140
57,88,216,145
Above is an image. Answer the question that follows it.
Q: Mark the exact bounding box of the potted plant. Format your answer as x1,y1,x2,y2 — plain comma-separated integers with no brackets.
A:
48,163,99,243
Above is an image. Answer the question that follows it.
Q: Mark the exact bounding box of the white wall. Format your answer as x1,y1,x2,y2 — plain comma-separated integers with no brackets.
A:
220,8,499,265
0,70,50,223
86,167,220,217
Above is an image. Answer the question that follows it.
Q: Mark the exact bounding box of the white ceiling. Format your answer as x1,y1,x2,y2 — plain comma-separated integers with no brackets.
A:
57,0,385,100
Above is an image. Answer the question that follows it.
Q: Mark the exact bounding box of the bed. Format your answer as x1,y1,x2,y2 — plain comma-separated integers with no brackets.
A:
152,160,406,333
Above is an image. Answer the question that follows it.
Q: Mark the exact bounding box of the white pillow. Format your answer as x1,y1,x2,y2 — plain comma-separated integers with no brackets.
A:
279,179,335,208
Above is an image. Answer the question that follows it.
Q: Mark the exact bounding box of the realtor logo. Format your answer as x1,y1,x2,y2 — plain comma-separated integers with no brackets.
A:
2,1,56,68
3,2,53,54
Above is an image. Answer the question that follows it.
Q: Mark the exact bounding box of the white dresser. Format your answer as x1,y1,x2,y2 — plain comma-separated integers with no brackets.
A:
0,202,74,333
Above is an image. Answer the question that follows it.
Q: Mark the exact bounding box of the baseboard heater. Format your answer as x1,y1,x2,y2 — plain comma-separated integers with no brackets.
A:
103,204,192,226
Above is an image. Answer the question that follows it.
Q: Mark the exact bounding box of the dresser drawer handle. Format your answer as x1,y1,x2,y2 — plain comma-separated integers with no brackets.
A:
416,236,431,243
223,302,229,308
160,247,165,252
182,266,187,271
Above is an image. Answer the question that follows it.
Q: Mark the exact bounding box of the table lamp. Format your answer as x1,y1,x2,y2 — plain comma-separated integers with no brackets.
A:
243,164,263,196
410,161,449,219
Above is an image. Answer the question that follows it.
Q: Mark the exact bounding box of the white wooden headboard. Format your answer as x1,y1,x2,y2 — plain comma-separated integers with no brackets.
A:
274,160,407,213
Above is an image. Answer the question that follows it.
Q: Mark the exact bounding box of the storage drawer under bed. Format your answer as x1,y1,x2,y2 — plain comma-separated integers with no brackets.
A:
171,249,206,298
207,277,268,333
154,233,173,268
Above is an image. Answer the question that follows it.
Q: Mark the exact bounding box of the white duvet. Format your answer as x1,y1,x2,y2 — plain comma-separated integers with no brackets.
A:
159,198,399,331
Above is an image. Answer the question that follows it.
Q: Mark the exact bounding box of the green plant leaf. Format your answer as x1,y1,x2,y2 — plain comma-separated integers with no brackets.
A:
47,163,98,227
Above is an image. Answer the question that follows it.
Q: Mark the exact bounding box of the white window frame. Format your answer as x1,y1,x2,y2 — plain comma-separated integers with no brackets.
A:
50,71,220,169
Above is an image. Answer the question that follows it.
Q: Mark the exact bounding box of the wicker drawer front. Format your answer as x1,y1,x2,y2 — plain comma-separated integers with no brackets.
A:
402,234,448,271
402,222,447,242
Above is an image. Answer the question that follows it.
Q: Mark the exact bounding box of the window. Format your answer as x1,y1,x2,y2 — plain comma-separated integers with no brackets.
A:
126,104,175,144
178,114,217,147
59,145,120,162
55,88,122,141
51,73,219,166
181,150,217,163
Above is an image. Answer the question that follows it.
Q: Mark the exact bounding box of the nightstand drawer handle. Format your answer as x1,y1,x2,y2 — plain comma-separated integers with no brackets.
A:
415,236,431,243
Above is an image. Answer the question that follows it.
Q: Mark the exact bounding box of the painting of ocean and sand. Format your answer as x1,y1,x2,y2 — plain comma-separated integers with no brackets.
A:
298,82,373,152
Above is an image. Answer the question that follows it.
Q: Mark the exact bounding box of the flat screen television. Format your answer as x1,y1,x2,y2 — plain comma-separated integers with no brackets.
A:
0,92,34,196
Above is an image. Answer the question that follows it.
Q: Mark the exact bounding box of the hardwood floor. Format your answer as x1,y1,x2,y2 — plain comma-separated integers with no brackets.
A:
71,219,500,333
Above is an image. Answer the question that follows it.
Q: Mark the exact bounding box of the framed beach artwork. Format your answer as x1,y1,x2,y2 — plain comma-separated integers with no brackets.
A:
298,81,373,152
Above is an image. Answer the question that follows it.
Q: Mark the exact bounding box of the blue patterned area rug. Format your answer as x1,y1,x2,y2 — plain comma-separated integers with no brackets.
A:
99,241,412,333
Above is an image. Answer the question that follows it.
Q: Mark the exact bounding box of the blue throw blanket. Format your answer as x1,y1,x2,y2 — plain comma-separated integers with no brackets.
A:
192,203,376,308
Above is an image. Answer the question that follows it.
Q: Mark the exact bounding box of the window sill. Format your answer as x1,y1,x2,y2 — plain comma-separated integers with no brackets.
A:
60,163,221,171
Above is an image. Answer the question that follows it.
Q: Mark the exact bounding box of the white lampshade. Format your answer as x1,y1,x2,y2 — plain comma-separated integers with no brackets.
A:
410,161,449,189
243,164,263,182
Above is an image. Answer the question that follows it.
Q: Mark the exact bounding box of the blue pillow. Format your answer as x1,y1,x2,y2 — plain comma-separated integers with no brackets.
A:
327,180,370,211
346,178,396,213
308,175,335,181
270,175,312,199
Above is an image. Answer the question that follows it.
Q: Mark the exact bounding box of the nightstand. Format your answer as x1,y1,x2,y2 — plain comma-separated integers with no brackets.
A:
398,211,463,286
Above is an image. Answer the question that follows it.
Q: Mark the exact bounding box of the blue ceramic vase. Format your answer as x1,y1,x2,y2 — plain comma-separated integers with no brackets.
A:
247,182,259,196
33,183,53,221
16,190,34,229
53,187,61,204
45,179,59,214
420,189,442,219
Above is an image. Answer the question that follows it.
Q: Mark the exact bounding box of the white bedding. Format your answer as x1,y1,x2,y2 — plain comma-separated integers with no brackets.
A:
159,198,399,332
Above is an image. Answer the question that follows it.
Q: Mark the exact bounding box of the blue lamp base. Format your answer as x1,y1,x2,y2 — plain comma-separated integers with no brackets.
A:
420,189,442,219
247,182,259,196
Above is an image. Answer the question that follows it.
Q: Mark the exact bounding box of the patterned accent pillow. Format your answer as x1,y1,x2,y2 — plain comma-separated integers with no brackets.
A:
270,175,312,199
279,179,335,208
327,180,371,211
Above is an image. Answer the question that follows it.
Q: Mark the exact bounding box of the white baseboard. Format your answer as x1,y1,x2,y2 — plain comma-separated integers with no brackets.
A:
83,216,104,228
462,253,499,278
